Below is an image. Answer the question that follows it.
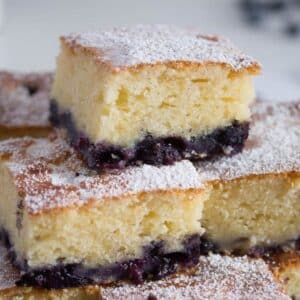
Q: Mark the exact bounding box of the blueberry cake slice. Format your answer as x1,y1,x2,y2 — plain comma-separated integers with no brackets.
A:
0,71,52,139
0,243,289,300
0,135,208,288
197,101,300,254
51,24,260,170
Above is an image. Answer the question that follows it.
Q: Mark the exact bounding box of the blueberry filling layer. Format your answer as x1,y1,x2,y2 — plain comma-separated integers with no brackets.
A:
49,100,250,170
1,229,300,289
199,235,300,258
0,230,202,289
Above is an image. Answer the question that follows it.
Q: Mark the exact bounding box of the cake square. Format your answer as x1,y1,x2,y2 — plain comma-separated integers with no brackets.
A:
198,101,300,254
0,134,208,288
51,25,260,170
0,71,52,139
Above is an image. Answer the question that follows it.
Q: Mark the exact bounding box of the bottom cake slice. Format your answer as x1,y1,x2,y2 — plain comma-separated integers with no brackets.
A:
197,101,300,254
0,135,208,288
0,241,289,300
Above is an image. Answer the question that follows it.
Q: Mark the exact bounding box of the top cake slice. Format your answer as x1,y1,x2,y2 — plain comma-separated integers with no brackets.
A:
51,24,260,170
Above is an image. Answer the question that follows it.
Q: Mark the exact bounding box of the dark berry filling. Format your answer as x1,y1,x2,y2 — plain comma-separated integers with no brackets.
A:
18,264,94,289
22,81,40,96
0,229,203,289
1,229,300,289
248,238,300,258
239,0,300,38
49,100,249,171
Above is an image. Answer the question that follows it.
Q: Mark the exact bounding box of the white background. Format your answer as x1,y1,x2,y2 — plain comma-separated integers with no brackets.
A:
0,0,300,101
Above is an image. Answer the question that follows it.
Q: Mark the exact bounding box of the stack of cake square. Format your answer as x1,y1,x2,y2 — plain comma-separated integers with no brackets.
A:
0,25,299,299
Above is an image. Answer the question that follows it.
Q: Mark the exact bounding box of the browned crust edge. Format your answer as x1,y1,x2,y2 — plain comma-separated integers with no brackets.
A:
0,126,53,140
61,37,261,75
209,171,300,186
0,285,100,298
269,250,300,276
27,187,207,217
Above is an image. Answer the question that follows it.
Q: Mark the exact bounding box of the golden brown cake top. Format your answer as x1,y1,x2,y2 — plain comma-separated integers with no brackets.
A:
0,135,202,215
197,101,300,180
101,254,289,300
0,71,52,128
62,24,260,72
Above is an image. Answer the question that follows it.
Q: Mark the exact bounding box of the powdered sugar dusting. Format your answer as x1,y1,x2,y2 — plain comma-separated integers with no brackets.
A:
64,25,259,71
0,244,19,290
101,254,289,300
0,135,202,214
0,71,52,127
197,101,300,181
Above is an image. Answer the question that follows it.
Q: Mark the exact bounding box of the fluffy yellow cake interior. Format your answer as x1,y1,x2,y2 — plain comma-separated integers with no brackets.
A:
52,42,256,146
203,173,300,251
0,160,208,268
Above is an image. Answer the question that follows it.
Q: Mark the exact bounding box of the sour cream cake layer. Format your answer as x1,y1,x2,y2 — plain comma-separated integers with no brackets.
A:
198,101,300,253
51,24,260,170
0,242,289,300
0,72,52,139
0,135,208,288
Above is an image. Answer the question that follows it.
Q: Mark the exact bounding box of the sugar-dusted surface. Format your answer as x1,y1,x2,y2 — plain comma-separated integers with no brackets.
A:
63,25,260,72
197,101,300,181
101,254,289,300
0,135,202,214
0,243,19,291
0,71,52,127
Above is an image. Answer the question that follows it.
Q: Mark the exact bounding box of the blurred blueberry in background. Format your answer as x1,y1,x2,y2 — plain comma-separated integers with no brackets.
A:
240,0,300,37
